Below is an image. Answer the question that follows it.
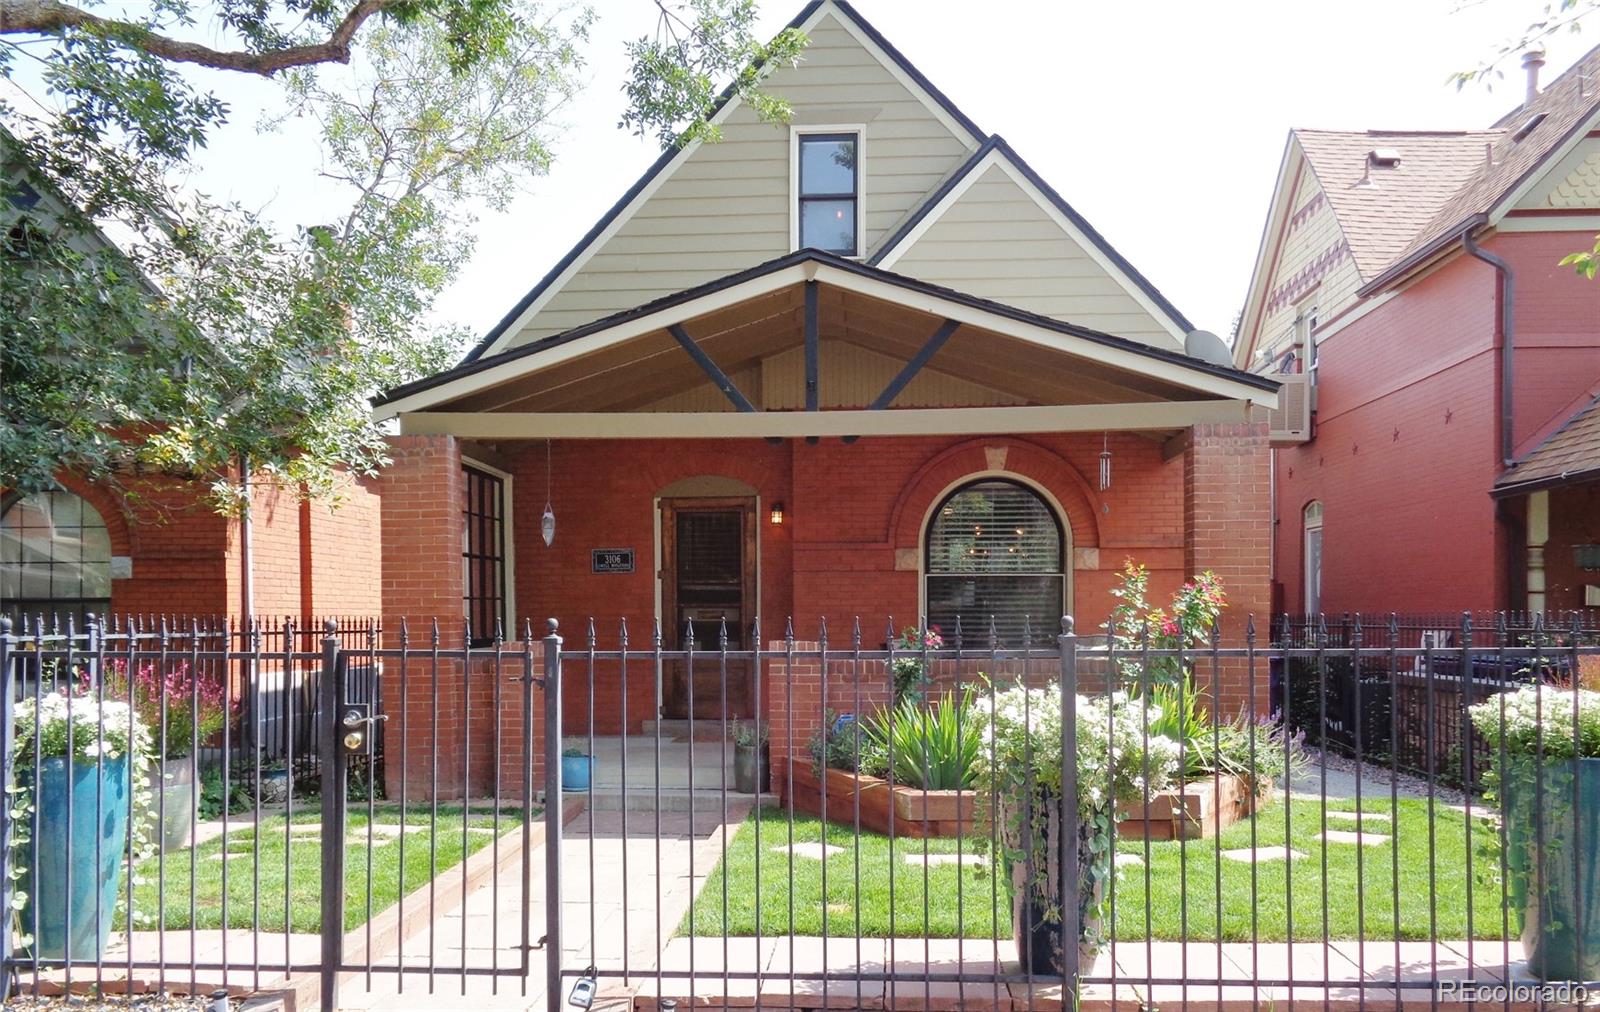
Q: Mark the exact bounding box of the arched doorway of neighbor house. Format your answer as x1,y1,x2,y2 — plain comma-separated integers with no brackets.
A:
655,476,759,720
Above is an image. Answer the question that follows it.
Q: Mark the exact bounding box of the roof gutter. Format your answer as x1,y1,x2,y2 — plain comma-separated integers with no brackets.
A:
1461,228,1517,469
1490,465,1600,499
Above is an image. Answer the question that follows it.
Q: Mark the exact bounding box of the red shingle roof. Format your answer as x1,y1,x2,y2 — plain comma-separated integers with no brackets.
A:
1496,394,1600,492
1290,43,1600,290
1295,129,1502,282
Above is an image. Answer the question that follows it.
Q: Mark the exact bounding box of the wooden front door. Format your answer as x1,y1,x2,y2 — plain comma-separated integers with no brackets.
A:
660,497,756,720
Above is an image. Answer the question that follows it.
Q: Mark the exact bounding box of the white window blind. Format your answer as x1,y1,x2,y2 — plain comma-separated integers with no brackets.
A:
925,480,1064,646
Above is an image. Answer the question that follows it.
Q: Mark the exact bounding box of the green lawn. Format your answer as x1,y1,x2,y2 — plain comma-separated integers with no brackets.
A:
687,799,1510,942
118,804,528,933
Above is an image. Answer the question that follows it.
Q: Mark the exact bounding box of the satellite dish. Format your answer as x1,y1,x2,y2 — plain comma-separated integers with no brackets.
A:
1185,329,1234,367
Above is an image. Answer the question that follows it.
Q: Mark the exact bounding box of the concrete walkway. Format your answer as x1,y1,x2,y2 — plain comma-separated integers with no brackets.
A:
337,803,750,1011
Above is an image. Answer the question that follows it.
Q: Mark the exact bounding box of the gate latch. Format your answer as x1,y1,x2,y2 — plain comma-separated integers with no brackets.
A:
340,704,385,755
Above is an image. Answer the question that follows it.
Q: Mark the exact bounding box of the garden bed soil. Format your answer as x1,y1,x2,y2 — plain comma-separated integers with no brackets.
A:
778,760,981,838
1116,773,1270,841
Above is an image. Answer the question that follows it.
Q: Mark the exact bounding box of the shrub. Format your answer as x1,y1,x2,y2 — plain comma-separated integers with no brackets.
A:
100,659,232,761
808,710,888,779
862,689,981,790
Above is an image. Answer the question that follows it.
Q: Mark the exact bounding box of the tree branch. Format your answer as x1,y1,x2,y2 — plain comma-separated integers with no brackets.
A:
0,0,398,75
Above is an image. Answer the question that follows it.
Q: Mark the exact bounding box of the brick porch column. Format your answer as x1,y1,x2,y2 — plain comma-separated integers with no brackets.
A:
376,436,546,799
1184,421,1271,715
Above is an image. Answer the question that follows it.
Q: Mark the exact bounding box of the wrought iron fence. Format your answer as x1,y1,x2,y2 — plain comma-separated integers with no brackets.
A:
1273,612,1600,789
543,613,1600,1010
5,611,1600,1011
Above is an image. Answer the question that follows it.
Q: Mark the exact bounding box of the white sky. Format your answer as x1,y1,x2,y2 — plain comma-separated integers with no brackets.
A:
27,1,1600,342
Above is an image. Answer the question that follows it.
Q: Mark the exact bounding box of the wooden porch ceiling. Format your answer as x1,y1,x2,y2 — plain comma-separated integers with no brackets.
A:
435,282,1208,415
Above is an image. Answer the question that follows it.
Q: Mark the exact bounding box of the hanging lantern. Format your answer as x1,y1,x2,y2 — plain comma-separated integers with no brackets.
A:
1098,432,1112,491
540,439,556,546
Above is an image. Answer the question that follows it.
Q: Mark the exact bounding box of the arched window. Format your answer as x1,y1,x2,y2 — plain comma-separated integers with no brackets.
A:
925,479,1066,646
1303,500,1324,616
0,490,113,629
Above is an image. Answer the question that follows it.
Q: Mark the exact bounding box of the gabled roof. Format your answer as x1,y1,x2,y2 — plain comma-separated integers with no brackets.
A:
1493,394,1600,496
869,135,1195,339
1295,129,1503,282
375,248,1273,416
459,0,984,365
1362,41,1600,293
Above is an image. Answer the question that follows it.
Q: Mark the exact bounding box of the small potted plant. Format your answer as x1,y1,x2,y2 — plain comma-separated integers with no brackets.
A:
11,687,151,960
561,742,594,792
732,719,770,794
102,659,232,849
1470,683,1600,980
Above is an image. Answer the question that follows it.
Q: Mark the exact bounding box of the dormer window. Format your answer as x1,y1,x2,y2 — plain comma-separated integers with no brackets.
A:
793,129,861,256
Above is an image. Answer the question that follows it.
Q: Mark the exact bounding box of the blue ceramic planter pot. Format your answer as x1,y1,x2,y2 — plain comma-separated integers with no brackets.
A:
19,755,131,962
561,755,594,792
1505,756,1600,981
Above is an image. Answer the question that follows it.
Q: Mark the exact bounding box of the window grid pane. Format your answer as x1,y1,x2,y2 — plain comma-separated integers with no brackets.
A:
797,133,857,256
462,466,507,646
1,490,113,629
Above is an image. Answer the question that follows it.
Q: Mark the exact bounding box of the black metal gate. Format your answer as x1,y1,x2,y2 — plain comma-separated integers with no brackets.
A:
0,616,541,1012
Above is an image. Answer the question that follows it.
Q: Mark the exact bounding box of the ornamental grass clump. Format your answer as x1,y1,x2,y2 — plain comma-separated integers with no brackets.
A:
862,688,981,791
970,683,1178,964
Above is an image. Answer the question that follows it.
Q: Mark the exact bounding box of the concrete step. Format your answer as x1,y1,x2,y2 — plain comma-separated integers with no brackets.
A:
639,719,739,739
581,787,778,813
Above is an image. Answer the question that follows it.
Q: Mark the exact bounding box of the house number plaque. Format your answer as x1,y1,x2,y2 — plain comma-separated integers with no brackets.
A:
591,548,635,574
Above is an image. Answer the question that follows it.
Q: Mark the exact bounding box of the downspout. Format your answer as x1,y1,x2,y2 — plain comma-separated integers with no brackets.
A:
1461,227,1516,468
239,455,254,627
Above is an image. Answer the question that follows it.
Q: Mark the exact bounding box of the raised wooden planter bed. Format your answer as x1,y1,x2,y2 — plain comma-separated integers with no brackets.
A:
1116,773,1271,841
778,761,982,839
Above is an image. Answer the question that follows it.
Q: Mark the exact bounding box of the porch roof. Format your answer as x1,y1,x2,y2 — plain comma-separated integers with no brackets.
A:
1493,394,1600,497
375,250,1276,438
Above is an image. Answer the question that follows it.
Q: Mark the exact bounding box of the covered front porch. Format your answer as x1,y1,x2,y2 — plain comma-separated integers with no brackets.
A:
373,250,1278,748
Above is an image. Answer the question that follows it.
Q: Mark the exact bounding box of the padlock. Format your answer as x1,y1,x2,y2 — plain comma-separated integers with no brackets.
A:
568,971,598,1009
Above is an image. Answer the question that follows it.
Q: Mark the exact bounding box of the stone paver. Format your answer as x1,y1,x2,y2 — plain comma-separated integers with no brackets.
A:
771,841,842,860
1220,845,1307,862
1318,829,1391,846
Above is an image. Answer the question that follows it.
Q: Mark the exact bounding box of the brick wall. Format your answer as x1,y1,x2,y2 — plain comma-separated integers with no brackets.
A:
495,433,1233,735
1274,252,1505,615
1546,481,1600,611
1184,422,1271,713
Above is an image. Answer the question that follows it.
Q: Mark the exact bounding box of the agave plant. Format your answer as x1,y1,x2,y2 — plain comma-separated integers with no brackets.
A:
863,688,982,790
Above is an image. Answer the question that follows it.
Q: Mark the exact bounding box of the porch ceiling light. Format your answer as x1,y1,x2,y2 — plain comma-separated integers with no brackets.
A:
769,501,785,525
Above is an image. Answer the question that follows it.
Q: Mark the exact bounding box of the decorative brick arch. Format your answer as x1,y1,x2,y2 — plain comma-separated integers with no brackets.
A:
3,476,135,559
887,438,1102,553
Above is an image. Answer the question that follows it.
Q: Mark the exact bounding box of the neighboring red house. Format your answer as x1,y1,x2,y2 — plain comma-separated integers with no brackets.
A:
0,471,383,630
1235,46,1600,617
371,0,1279,791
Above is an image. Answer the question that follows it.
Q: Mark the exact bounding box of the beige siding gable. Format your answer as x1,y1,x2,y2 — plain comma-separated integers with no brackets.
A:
1249,163,1360,370
880,157,1185,350
489,5,977,354
1513,136,1600,209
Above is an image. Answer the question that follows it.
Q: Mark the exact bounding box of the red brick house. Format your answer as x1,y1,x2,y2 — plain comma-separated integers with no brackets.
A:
1235,46,1600,617
0,472,381,630
371,0,1279,759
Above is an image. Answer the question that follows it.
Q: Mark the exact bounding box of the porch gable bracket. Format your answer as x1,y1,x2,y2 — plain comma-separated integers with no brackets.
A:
868,319,963,410
669,323,758,413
